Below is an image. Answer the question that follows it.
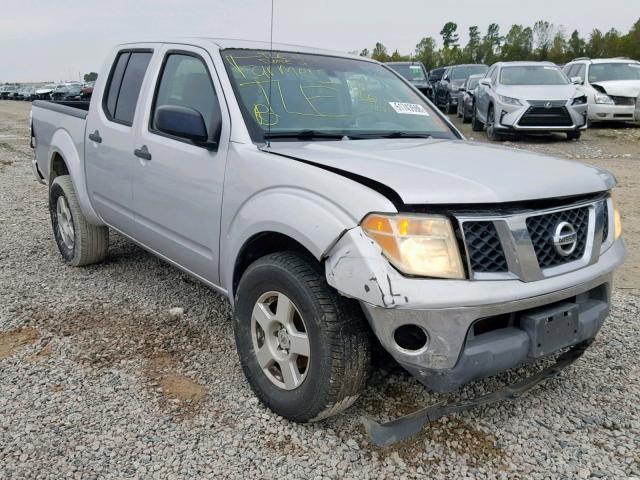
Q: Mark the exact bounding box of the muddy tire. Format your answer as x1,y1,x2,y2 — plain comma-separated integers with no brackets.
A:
486,105,503,141
233,251,371,422
49,175,109,266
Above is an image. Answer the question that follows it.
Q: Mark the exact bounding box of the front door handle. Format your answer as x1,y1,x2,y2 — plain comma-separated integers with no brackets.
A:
134,145,152,161
88,130,102,143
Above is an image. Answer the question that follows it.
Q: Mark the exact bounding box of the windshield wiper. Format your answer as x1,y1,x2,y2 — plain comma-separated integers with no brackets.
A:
264,130,360,141
374,132,433,139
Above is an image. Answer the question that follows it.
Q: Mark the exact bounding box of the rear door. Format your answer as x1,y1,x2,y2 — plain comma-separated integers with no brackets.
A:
131,44,230,284
85,47,155,235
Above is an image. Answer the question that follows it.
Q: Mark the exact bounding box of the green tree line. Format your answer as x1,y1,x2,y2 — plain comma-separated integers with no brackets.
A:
358,18,640,68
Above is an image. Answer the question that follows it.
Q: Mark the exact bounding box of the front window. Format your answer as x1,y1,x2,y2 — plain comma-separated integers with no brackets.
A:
500,66,568,85
467,77,481,89
451,65,487,81
588,63,640,83
222,49,454,141
387,64,426,82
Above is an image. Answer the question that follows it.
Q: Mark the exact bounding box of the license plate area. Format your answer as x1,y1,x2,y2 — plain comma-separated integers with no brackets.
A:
520,302,580,358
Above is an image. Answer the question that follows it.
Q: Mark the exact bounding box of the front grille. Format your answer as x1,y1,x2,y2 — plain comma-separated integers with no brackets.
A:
518,106,573,127
527,100,567,108
526,207,589,268
602,205,609,242
610,96,635,106
462,222,508,273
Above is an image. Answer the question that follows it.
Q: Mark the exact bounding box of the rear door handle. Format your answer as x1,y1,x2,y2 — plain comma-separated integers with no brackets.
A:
134,145,152,161
88,130,102,143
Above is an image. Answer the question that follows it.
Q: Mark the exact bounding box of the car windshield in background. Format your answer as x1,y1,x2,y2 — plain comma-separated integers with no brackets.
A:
467,77,480,89
500,66,568,85
589,63,640,83
451,66,487,80
222,49,454,141
388,64,426,82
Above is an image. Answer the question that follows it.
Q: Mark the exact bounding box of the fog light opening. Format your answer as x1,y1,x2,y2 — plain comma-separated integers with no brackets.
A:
393,324,429,353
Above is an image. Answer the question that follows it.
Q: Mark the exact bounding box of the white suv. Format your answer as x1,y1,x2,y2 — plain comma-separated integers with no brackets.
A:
563,57,640,125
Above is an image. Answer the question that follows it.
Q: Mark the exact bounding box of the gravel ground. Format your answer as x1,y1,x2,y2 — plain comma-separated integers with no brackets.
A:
1,100,639,479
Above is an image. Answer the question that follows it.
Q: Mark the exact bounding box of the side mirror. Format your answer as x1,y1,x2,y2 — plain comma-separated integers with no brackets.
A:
479,78,492,87
458,87,466,92
571,76,583,85
155,105,218,150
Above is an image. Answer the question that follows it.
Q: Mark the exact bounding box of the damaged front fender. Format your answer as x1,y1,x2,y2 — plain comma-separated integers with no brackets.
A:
325,226,411,309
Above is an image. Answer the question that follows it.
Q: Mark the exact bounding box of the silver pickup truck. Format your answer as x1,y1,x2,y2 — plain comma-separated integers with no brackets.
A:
31,38,625,429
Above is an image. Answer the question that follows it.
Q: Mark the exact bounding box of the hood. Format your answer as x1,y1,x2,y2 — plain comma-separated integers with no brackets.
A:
269,139,613,205
591,80,640,97
497,84,578,101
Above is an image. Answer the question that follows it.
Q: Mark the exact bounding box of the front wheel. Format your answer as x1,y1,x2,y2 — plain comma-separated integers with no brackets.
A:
486,105,503,141
567,131,582,140
234,252,371,422
49,175,109,266
471,105,484,132
447,96,457,114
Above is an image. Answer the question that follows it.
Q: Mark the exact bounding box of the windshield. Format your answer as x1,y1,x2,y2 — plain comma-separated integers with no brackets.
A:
500,66,568,85
451,65,487,80
589,63,640,83
222,49,454,141
387,64,426,82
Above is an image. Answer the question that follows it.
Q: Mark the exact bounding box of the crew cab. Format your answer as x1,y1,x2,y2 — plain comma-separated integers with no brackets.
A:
31,39,625,426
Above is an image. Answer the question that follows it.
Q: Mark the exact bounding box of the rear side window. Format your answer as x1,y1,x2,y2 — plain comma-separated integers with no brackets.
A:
150,53,220,138
103,50,153,125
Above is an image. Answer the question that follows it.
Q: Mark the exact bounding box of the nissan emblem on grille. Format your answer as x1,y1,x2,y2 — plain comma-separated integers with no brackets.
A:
552,221,578,257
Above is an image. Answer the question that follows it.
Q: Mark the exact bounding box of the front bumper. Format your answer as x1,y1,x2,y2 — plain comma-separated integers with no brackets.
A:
494,100,587,132
588,103,636,122
325,227,625,391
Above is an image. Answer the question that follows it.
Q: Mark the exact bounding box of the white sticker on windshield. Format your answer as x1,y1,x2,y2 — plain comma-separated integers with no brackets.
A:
389,102,430,116
629,64,640,68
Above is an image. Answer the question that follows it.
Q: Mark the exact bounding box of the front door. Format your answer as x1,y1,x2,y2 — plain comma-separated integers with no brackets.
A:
132,45,230,285
85,47,155,235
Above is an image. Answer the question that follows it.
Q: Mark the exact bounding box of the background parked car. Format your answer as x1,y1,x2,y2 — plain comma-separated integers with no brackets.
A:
35,84,56,100
563,57,640,125
636,93,640,122
473,61,587,141
0,85,20,99
434,64,488,113
426,67,445,101
16,86,36,101
51,84,83,101
386,61,430,96
81,82,95,99
456,73,484,123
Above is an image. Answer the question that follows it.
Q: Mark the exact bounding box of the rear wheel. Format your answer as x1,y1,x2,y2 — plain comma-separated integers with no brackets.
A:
446,96,457,114
471,104,484,132
49,175,109,266
233,252,371,422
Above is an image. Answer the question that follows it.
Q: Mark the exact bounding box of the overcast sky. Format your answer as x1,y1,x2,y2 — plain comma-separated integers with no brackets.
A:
0,0,637,82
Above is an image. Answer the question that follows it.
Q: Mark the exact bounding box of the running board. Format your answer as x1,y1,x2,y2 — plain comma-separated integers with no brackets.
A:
363,341,591,448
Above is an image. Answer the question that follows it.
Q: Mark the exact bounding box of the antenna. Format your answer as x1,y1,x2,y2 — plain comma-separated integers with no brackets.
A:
266,0,275,148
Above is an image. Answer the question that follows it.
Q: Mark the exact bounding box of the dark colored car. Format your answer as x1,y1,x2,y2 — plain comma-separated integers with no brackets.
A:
434,64,488,113
51,85,83,101
456,74,484,123
426,67,445,101
386,62,430,96
16,86,36,101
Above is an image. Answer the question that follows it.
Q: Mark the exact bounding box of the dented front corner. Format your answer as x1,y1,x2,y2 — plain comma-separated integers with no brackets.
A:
324,226,410,308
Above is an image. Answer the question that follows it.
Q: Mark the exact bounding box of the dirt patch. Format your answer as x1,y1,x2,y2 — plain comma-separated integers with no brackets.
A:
0,327,40,359
145,352,207,417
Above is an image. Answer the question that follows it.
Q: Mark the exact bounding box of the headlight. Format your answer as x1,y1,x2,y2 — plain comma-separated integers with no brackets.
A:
595,94,614,105
498,95,522,106
612,195,622,240
361,213,465,279
572,95,587,105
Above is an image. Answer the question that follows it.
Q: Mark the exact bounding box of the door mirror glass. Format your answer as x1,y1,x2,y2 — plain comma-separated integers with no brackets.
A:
155,105,209,143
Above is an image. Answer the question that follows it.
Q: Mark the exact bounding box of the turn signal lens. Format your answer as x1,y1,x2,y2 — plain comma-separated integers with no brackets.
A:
612,196,622,240
361,213,465,279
